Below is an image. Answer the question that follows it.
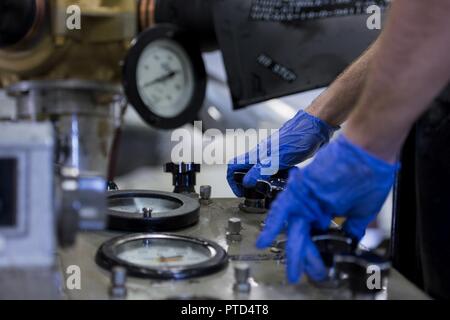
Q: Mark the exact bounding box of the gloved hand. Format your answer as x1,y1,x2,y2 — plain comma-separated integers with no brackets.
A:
256,134,399,283
227,110,339,197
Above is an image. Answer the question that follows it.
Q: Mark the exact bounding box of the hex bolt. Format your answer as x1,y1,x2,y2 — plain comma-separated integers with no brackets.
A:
260,220,266,231
200,185,212,200
233,263,251,293
109,266,127,299
235,263,250,282
111,266,127,286
142,207,153,219
199,185,212,205
226,217,242,242
107,181,119,191
229,217,241,233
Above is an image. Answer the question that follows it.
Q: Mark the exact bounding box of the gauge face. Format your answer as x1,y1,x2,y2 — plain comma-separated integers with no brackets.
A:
106,191,200,232
123,26,206,129
96,234,228,279
136,39,195,118
116,238,213,268
109,196,182,215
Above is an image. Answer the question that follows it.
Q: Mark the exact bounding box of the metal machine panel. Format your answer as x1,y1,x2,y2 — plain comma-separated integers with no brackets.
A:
0,122,54,268
58,198,429,300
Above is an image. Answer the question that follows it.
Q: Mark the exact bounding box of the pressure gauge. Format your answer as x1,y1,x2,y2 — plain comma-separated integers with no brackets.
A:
123,25,206,129
96,234,228,279
106,190,200,232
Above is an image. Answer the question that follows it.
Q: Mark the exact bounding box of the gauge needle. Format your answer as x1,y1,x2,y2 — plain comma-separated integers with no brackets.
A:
142,70,180,88
157,255,183,263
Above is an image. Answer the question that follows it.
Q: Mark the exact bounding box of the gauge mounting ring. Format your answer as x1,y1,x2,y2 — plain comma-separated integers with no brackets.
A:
96,233,228,280
107,190,200,232
122,24,206,129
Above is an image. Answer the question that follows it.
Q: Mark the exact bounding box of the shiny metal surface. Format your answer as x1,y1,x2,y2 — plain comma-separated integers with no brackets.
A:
58,198,429,300
6,80,125,240
106,190,200,232
6,80,123,176
109,197,182,214
0,122,54,268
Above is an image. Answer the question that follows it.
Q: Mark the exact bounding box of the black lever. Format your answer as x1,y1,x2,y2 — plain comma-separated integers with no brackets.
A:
233,171,266,213
233,171,266,200
335,251,391,297
311,228,358,268
310,228,390,297
107,181,119,191
254,169,290,209
233,169,291,212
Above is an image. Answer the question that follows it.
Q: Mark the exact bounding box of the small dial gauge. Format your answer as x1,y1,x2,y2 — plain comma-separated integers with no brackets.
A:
136,39,194,118
123,25,206,129
96,234,228,280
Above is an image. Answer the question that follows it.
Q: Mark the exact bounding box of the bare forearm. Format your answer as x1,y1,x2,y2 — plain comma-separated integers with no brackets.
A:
345,0,450,163
306,39,380,127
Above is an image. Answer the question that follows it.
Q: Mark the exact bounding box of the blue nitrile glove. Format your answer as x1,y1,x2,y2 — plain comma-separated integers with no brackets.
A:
227,111,339,197
256,134,399,283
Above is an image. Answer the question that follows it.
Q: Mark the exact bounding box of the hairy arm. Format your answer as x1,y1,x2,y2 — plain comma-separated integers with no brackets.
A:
306,38,380,127
345,0,450,163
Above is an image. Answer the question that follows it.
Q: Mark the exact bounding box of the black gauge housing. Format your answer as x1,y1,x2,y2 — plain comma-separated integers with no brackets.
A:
96,233,228,280
107,190,200,232
0,0,40,48
122,24,206,129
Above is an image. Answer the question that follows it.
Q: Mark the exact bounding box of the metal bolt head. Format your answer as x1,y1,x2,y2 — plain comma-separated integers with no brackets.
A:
226,218,243,242
110,286,127,299
226,232,242,242
142,207,153,218
111,266,127,286
228,217,242,234
200,185,212,200
260,220,266,231
234,263,250,282
109,266,127,298
233,263,251,293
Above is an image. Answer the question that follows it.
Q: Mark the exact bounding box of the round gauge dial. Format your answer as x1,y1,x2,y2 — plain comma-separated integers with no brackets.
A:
136,39,194,118
123,25,206,129
109,196,182,215
116,238,212,268
106,190,200,232
96,234,228,279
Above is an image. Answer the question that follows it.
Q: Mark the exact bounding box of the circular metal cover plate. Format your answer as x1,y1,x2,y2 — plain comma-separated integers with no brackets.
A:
107,190,200,232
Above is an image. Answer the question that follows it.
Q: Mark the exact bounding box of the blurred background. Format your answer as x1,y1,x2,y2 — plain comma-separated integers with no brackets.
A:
0,50,391,250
